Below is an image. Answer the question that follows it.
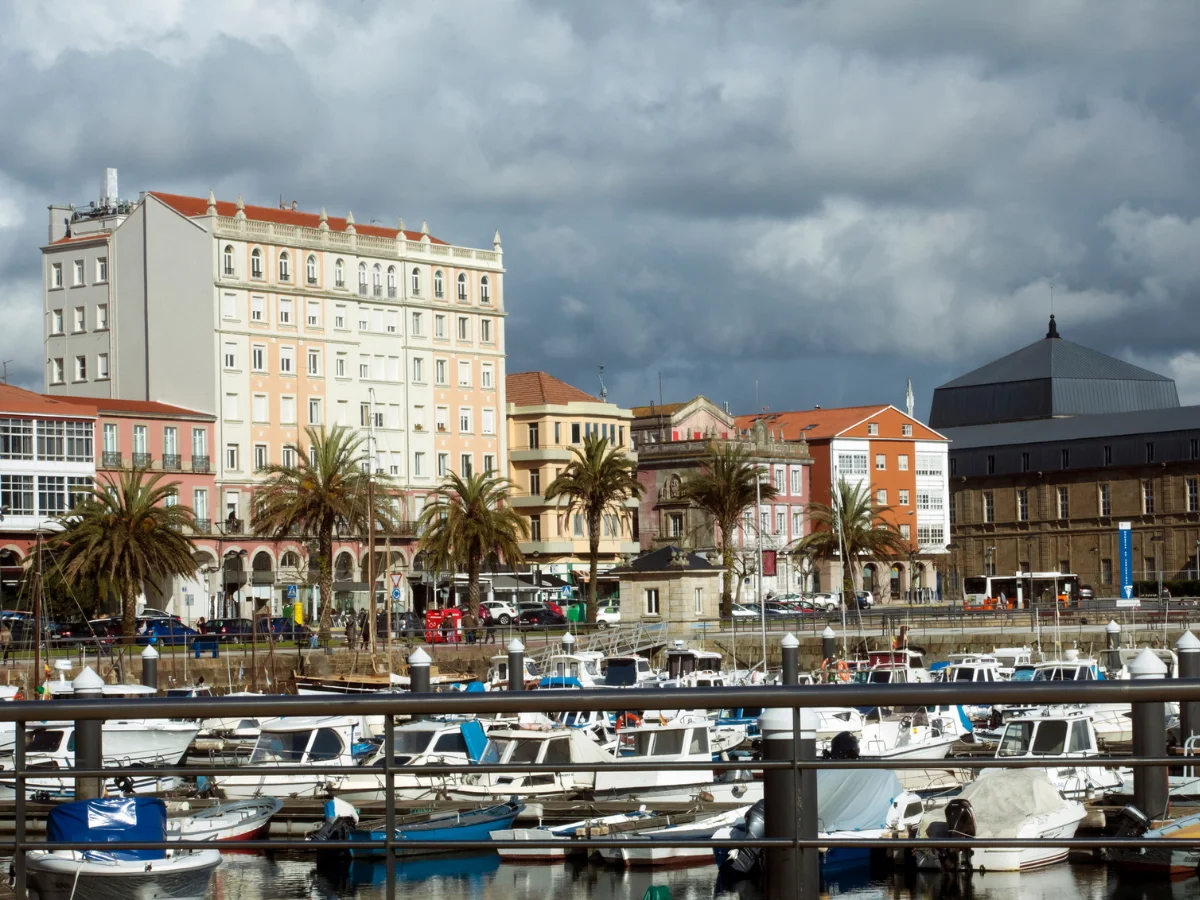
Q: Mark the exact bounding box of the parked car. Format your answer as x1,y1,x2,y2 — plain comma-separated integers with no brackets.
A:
481,599,518,626
519,607,568,629
377,610,424,638
135,619,200,646
1078,585,1095,602
807,592,841,611
51,621,113,647
201,618,254,642
596,605,621,628
730,604,756,618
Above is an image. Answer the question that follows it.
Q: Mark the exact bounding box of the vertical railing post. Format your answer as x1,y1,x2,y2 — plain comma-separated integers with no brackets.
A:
1176,631,1200,761
385,714,396,900
14,719,25,898
760,707,797,900
408,646,431,722
72,667,105,800
1129,647,1169,818
1106,619,1121,650
821,626,835,673
141,643,159,691
508,638,525,692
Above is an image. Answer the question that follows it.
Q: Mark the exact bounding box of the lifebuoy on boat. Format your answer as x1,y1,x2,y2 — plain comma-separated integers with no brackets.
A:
616,713,642,730
836,660,850,682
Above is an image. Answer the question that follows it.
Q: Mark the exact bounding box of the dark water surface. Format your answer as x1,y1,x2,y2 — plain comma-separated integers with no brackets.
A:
199,853,1200,900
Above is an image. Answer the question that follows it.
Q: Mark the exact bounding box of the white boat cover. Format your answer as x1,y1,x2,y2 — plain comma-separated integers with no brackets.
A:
816,769,903,833
920,768,1068,839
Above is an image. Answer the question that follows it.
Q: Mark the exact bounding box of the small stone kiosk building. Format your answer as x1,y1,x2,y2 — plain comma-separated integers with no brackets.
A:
611,545,723,630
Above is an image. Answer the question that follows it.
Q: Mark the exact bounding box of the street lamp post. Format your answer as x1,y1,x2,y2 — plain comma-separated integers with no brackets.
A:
1152,533,1166,641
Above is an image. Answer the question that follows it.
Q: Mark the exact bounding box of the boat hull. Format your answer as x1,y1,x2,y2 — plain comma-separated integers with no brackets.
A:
168,798,283,842
349,803,523,858
26,849,220,900
916,814,1083,872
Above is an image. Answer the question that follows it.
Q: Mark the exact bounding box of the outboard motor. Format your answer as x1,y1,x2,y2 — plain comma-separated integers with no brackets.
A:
1114,804,1153,838
825,731,860,760
718,799,766,879
935,798,977,873
308,797,360,857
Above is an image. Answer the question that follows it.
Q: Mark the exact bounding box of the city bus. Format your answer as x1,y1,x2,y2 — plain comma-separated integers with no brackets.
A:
962,572,1080,610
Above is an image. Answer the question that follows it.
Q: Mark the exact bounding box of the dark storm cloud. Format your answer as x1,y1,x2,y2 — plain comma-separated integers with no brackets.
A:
2,0,1200,416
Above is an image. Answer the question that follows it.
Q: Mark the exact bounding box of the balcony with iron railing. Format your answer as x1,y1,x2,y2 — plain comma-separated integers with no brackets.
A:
192,518,212,534
373,285,382,297
358,284,368,296
191,455,210,474
100,451,122,469
132,452,153,468
388,287,397,298
162,454,181,472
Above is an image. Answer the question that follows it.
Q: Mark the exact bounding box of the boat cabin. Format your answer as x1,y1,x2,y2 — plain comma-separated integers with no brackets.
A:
603,655,656,687
364,719,472,768
868,649,926,670
1032,650,1103,682
997,709,1100,758
470,727,612,793
545,652,605,688
938,660,1003,683
248,716,362,766
1099,647,1179,679
990,646,1033,677
489,656,541,689
594,713,715,793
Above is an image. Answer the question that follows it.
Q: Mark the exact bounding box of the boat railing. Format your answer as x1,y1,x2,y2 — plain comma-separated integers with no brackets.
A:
2,672,1200,899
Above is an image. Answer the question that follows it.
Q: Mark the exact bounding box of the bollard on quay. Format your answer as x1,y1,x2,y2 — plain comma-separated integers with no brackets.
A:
507,638,525,692
759,704,819,900
781,633,799,686
72,666,105,800
408,646,431,694
1129,647,1169,819
1176,631,1200,749
821,626,836,667
141,643,159,691
1106,619,1121,650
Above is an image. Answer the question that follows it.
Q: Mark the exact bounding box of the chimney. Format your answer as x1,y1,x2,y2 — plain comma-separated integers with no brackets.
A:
906,377,914,419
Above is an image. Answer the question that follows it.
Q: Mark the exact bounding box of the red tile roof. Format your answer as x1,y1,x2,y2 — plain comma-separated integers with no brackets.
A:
0,384,96,418
630,401,686,419
49,232,111,245
54,395,214,420
148,192,448,245
506,372,600,407
734,405,890,441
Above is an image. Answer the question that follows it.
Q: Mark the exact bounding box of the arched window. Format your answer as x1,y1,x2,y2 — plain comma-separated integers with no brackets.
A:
334,259,345,288
480,275,490,303
280,550,301,569
387,265,396,297
334,552,355,581
306,254,317,284
358,263,367,296
411,267,421,297
434,270,444,299
250,248,263,279
372,264,382,296
278,252,291,282
457,272,467,301
222,245,234,276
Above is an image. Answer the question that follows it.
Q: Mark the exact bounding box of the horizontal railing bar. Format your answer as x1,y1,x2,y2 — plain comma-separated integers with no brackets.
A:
4,679,1200,720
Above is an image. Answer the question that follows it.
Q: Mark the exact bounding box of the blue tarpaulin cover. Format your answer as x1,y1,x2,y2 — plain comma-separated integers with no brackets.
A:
47,797,167,860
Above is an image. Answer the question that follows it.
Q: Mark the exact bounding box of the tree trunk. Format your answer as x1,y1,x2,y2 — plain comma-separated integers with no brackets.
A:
318,528,334,642
121,580,138,645
587,510,601,625
467,553,481,620
719,520,734,619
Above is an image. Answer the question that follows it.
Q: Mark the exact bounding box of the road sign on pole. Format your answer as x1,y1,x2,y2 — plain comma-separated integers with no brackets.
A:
286,584,298,601
1119,521,1134,599
390,573,403,590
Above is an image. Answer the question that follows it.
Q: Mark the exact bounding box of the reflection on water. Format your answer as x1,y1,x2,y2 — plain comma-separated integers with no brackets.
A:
204,854,1200,900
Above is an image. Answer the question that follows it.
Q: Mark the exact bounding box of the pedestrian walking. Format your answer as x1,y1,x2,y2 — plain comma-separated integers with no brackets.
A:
345,616,357,648
485,613,497,644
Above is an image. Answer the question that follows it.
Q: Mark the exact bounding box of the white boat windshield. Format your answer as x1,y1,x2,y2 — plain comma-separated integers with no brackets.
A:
25,729,67,754
251,729,314,763
1033,665,1092,681
998,719,1090,757
393,730,438,755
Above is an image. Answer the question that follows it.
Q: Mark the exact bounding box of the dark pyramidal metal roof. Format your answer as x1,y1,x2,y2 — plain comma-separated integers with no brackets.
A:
929,316,1179,429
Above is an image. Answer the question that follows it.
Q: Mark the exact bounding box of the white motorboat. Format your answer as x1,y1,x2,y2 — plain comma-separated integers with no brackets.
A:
215,715,365,800
595,712,716,797
330,718,475,802
992,706,1125,799
542,651,606,688
917,768,1086,872
446,725,613,800
855,649,934,684
491,807,658,860
599,655,658,688
990,646,1033,678
937,658,1005,721
836,711,956,761
0,719,197,800
27,796,220,900
1106,807,1200,874
487,654,542,690
167,797,282,842
596,806,750,867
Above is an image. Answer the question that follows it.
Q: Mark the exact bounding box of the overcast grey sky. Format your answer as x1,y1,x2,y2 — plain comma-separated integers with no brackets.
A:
3,0,1200,418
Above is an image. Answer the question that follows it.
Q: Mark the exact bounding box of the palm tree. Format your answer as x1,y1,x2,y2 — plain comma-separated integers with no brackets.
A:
50,467,198,642
795,478,910,596
680,443,778,618
544,434,645,624
417,471,528,620
252,425,397,641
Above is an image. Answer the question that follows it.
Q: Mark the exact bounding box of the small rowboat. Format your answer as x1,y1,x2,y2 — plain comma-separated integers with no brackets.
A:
351,801,524,858
167,797,283,842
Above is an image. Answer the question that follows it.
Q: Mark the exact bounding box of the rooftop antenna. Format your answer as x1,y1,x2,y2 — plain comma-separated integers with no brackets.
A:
1,360,11,384
658,372,663,408
598,365,608,402
906,377,914,419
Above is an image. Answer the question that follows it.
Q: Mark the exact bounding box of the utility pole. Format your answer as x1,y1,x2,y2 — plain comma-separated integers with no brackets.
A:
32,532,42,699
756,460,766,674
367,388,377,654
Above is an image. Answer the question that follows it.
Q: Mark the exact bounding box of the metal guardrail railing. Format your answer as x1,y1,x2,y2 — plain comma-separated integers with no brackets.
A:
2,679,1198,899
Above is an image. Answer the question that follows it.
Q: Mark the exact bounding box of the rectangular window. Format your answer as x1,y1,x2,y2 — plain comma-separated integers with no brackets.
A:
645,588,661,616
223,393,239,421
282,446,295,468
457,316,470,340
64,421,92,462
95,304,108,330
986,454,995,475
435,314,447,339
1191,439,1199,461
915,454,942,476
773,467,785,492
529,514,542,541
223,342,237,369
875,453,886,470
481,319,493,343
279,298,292,325
50,358,64,384
280,346,294,374
334,305,346,329
1100,484,1112,517
900,523,911,540
163,426,177,458
360,403,371,427
528,469,542,495
483,453,496,474
1104,445,1113,466
436,406,449,433
254,444,268,471
459,407,472,433
386,356,400,382
571,423,581,444
73,259,84,285
191,427,206,458
411,312,423,336
482,408,496,435
307,299,320,327
37,421,64,461
460,454,473,478
916,491,943,511
899,489,909,505
372,309,384,332
790,467,802,494
73,355,87,381
792,509,802,534
1189,478,1199,514
38,475,67,517
96,353,108,379
412,357,424,382
0,474,34,516
1061,448,1069,469
876,489,887,505
917,524,945,547
983,491,994,523
694,587,703,615
67,476,91,507
1146,442,1156,463
388,404,400,429
775,510,785,534
73,307,85,333
1143,480,1155,514
867,422,879,435
335,354,346,378
481,364,494,390
1021,451,1030,472
250,295,264,322
51,309,63,335
51,263,62,289
337,400,348,426
252,394,268,423
835,453,869,476
527,423,540,448
435,359,448,385
1057,486,1069,519
1099,557,1113,585
458,360,471,387
437,453,449,478
897,454,908,471
901,423,912,437
226,443,239,471
1018,488,1029,521
307,349,320,376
